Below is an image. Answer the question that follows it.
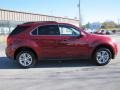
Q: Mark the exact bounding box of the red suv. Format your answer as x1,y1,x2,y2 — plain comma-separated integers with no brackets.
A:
6,21,118,68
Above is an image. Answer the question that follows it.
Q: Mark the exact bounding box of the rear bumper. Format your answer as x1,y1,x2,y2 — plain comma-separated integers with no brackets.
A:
6,45,15,60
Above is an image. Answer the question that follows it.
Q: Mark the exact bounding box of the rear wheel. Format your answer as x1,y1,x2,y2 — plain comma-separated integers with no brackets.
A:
16,51,36,68
93,48,112,66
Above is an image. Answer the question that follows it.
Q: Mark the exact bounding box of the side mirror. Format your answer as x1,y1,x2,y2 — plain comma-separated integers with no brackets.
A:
80,33,85,37
76,32,84,39
75,34,82,39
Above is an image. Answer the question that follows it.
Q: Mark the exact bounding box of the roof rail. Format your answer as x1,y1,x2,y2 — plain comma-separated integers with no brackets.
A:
23,22,35,24
23,21,57,24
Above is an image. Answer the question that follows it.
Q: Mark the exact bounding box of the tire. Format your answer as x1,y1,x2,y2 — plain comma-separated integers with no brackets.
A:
93,48,112,66
16,50,36,68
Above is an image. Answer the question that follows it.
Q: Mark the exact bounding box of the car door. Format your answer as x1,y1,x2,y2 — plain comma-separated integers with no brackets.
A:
31,24,69,59
57,24,89,59
31,24,89,59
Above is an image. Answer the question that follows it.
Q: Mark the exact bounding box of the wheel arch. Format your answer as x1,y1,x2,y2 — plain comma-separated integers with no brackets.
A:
14,47,38,61
91,44,114,59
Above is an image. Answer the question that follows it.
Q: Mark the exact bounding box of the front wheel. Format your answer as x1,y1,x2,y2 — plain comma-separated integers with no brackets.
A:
16,51,36,68
93,48,112,66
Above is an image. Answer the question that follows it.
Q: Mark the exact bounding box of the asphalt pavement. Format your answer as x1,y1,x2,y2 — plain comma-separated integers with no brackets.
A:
0,35,120,90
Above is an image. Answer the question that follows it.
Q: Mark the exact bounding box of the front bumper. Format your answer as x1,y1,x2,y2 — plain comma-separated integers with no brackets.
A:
113,43,118,59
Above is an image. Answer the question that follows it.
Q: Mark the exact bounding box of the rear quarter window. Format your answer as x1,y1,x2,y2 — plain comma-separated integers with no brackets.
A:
10,26,30,36
31,29,38,35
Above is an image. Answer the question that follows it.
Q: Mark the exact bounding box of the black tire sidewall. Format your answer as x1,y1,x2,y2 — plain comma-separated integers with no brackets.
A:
93,48,112,66
16,51,36,68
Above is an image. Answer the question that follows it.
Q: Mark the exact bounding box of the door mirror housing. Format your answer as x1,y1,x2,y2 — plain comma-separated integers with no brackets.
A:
75,31,85,39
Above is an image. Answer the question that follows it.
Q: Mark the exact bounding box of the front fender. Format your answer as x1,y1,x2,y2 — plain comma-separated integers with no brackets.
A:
90,39,116,59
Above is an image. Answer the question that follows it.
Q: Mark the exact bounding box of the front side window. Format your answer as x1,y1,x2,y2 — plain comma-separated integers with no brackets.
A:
59,25,80,36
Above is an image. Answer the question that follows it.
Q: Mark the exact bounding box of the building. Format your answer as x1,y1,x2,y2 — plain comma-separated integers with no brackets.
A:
0,9,79,34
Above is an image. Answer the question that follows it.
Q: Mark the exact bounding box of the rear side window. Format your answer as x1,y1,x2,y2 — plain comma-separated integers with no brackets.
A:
32,28,37,35
38,25,60,35
31,25,60,35
10,26,29,36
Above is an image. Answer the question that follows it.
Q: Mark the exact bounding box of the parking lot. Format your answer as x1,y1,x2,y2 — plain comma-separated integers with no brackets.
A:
0,35,120,90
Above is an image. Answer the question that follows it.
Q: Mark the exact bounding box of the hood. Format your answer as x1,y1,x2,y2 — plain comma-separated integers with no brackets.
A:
90,34,110,38
87,33,112,43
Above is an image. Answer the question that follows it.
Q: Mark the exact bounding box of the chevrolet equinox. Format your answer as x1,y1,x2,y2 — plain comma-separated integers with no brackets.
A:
6,21,118,68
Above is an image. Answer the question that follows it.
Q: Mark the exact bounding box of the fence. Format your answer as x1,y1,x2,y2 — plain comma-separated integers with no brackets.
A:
0,20,24,35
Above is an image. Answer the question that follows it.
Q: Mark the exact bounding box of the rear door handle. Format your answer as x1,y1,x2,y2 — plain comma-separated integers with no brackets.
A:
63,39,67,41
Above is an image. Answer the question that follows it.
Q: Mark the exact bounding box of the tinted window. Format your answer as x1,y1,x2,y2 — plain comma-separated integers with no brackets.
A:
59,25,80,36
32,29,37,35
10,26,29,36
38,25,60,35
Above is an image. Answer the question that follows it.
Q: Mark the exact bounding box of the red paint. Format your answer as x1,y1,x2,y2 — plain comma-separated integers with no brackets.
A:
6,21,118,61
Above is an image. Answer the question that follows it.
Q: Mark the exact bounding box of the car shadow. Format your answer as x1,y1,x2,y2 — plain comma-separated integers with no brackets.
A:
0,57,20,69
0,57,96,69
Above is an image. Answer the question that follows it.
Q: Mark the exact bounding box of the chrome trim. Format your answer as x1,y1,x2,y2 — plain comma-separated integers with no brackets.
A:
29,24,81,37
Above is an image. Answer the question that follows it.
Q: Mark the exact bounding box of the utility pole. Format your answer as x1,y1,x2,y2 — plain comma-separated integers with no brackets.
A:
78,0,82,27
118,18,120,25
